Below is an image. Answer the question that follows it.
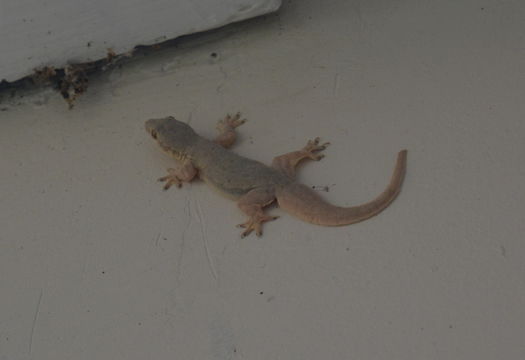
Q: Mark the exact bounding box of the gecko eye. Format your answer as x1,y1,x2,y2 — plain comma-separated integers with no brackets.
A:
151,130,158,139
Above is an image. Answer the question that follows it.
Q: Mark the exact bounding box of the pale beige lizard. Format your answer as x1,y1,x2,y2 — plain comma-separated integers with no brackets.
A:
145,113,407,237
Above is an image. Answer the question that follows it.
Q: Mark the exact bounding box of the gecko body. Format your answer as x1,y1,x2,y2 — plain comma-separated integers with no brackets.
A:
145,114,407,237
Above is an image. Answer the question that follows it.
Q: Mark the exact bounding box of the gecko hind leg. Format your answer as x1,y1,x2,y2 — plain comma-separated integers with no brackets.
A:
271,137,330,178
214,112,246,148
237,188,278,237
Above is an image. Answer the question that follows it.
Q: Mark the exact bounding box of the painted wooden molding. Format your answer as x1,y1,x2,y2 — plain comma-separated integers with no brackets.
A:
0,0,281,81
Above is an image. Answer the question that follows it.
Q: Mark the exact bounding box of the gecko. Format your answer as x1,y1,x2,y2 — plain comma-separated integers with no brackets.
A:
145,113,407,237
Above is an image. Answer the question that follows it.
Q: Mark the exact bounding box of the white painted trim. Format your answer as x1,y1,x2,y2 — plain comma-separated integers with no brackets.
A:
0,0,281,81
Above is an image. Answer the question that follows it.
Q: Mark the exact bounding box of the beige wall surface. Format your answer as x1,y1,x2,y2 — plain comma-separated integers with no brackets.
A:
1,0,524,359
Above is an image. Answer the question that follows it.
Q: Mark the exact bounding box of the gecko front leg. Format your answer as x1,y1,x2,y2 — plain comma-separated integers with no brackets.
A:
158,160,198,190
214,112,246,148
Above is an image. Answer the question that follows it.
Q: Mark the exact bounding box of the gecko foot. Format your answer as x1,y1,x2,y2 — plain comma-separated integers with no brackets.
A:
158,168,183,190
217,112,246,131
237,214,279,238
302,137,330,161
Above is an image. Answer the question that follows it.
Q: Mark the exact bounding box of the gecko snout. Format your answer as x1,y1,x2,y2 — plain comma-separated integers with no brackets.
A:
145,120,159,139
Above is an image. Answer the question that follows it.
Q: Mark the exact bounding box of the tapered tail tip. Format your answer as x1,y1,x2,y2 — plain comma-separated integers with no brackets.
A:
398,149,408,163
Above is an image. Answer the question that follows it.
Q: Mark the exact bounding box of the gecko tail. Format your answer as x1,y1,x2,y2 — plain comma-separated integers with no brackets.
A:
276,150,407,226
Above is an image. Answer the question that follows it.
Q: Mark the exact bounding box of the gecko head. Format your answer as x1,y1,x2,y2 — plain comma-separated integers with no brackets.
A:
145,116,197,160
